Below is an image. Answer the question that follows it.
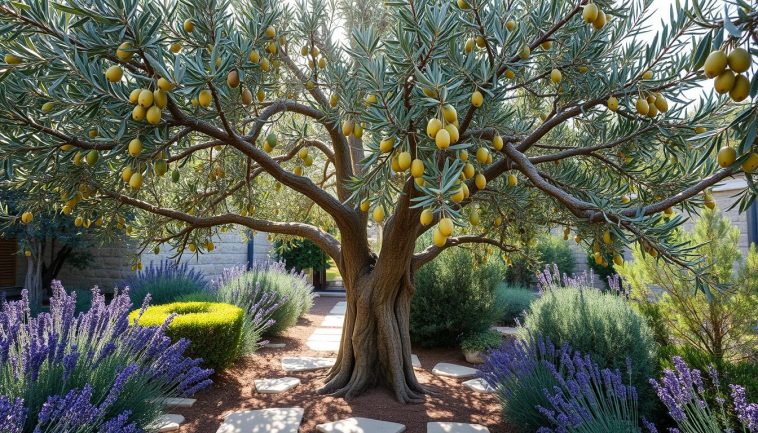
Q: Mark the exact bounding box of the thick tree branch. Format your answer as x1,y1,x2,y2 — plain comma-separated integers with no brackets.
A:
100,189,341,260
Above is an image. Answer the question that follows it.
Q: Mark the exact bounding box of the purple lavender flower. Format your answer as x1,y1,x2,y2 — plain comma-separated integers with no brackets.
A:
0,281,212,432
730,384,758,431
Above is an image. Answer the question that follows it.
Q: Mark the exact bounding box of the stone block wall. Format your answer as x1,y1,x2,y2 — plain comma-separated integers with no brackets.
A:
51,227,271,291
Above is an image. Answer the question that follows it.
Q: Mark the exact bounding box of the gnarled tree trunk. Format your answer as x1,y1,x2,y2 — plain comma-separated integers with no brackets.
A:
320,214,426,403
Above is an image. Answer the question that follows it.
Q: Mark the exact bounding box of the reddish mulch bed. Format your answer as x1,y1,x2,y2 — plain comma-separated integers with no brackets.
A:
176,296,509,433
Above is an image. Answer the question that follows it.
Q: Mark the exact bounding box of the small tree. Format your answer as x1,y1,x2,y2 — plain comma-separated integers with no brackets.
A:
0,190,93,307
617,209,758,364
0,0,752,401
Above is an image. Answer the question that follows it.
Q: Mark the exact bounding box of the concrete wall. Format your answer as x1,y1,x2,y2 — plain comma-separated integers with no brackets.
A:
50,227,271,291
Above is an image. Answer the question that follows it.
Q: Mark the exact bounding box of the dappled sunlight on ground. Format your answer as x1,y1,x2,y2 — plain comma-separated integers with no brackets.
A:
175,297,509,433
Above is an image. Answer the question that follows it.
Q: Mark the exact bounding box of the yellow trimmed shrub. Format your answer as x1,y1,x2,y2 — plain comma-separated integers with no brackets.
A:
129,302,243,371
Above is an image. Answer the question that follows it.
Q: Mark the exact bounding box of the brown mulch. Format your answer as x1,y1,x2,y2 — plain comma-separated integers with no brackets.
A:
176,296,510,433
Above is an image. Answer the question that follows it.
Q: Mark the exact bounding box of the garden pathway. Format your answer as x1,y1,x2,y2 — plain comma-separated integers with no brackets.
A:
173,296,505,433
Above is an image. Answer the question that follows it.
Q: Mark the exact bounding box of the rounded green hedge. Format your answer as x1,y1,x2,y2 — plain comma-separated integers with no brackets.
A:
129,302,243,372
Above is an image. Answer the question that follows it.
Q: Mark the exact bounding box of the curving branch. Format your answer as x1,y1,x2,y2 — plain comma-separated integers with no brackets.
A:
412,235,517,269
99,188,342,260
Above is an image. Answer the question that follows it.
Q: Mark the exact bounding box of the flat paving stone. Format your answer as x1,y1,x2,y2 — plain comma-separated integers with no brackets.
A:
307,333,342,342
431,363,479,379
306,340,341,352
151,414,184,432
255,377,301,394
427,422,489,433
491,326,519,337
462,378,495,393
281,356,336,372
316,417,406,433
411,354,422,369
216,408,304,433
329,305,347,314
321,315,345,328
311,327,343,336
161,397,196,408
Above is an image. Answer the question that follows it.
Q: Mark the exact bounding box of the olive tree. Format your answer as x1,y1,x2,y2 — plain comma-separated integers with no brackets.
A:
0,0,753,402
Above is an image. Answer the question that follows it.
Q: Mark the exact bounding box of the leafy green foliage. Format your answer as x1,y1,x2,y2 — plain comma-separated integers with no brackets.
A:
460,329,502,353
505,235,575,286
411,247,504,347
493,283,537,326
217,263,314,336
521,286,657,414
130,301,244,371
0,0,740,282
273,237,329,272
617,209,758,364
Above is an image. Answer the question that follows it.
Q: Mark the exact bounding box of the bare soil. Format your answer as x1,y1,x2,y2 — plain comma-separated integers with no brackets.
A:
176,296,509,433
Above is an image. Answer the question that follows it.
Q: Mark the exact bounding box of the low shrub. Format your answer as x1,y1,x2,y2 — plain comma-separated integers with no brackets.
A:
521,286,657,414
481,334,564,432
0,281,212,432
461,329,502,353
411,247,505,347
130,302,244,371
215,262,314,336
483,335,757,433
494,283,537,325
122,260,208,306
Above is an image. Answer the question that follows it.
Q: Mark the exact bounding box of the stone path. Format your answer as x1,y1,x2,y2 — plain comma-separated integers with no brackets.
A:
431,363,479,379
161,397,196,408
427,422,490,433
317,417,406,433
216,407,304,433
305,301,346,352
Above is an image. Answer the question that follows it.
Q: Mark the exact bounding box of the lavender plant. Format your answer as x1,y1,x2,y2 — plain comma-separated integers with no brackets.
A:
536,354,640,433
480,334,567,433
122,260,208,306
649,356,758,433
0,281,212,432
210,266,281,352
214,262,314,336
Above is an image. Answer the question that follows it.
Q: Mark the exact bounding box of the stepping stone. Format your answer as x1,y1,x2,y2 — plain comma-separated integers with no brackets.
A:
432,363,479,379
311,327,343,336
306,340,341,352
263,342,287,349
427,422,489,433
150,414,184,432
329,304,346,314
462,378,495,393
216,408,304,433
161,397,196,408
281,356,336,372
321,315,345,328
316,417,405,433
308,332,342,342
411,354,422,370
491,326,519,337
254,377,301,394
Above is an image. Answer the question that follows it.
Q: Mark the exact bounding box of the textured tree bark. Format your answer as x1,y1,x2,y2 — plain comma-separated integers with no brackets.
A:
319,214,426,403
